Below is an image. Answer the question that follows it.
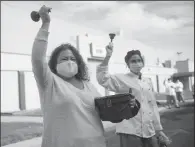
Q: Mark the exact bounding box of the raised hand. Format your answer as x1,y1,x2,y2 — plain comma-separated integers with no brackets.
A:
38,5,51,24
105,42,113,57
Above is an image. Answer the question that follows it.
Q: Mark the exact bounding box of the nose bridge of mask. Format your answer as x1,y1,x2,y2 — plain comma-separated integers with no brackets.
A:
66,60,75,66
58,60,74,69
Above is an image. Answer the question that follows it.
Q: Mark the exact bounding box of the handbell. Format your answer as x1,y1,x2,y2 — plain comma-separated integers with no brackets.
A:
31,11,40,22
30,8,51,22
109,33,116,42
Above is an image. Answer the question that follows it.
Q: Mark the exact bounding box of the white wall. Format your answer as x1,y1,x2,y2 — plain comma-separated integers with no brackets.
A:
24,72,41,110
142,66,177,75
188,60,194,72
1,71,20,112
1,53,32,71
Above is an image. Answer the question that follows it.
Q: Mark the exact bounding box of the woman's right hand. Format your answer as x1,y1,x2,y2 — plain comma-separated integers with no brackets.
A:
38,5,51,24
105,42,113,57
157,131,172,146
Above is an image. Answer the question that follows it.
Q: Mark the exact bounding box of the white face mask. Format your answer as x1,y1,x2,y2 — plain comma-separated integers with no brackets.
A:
56,60,78,78
129,62,143,74
128,54,144,75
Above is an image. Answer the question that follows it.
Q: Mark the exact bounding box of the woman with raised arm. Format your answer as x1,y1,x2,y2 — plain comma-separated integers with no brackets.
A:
31,5,110,147
96,42,171,147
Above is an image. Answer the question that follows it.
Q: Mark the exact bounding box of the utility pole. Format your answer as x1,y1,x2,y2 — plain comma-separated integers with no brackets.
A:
156,57,160,66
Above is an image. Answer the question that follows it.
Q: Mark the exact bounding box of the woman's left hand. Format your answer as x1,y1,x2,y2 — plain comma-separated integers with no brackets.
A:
129,97,136,108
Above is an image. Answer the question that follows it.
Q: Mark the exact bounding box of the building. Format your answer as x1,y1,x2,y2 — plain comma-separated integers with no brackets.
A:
0,2,182,112
1,35,177,112
172,59,194,98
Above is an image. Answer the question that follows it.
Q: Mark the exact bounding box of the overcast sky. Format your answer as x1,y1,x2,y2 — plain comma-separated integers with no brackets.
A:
1,1,194,63
51,1,194,60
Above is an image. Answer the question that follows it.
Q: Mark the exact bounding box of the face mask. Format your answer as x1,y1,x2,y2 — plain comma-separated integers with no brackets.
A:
129,62,143,75
56,60,78,78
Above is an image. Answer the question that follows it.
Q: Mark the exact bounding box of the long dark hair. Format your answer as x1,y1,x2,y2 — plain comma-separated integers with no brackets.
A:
48,43,89,81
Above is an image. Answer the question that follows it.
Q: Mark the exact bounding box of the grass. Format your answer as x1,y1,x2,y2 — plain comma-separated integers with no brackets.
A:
1,122,43,146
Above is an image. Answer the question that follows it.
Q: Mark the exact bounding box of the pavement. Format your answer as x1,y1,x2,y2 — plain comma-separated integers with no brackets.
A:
105,100,194,147
160,103,194,147
1,99,194,147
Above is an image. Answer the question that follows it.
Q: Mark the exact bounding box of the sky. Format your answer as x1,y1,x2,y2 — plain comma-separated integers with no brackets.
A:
1,1,194,65
49,1,194,61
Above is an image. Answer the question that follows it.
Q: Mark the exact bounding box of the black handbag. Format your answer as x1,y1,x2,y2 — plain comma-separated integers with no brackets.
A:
94,89,140,123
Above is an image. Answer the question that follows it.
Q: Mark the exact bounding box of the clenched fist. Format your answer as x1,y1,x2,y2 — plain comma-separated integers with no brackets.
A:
105,42,113,57
38,5,51,24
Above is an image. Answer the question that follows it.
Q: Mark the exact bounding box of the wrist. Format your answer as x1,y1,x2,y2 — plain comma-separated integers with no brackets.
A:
106,54,112,58
41,22,50,30
36,28,50,41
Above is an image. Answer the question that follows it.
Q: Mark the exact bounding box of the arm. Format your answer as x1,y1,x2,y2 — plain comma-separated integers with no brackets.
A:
152,98,163,131
180,83,184,89
31,7,53,90
163,79,167,87
32,23,53,89
96,43,122,93
96,65,122,93
148,79,163,131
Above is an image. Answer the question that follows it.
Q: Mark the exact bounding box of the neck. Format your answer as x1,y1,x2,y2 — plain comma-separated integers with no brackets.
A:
130,70,141,76
58,74,77,82
130,70,142,79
